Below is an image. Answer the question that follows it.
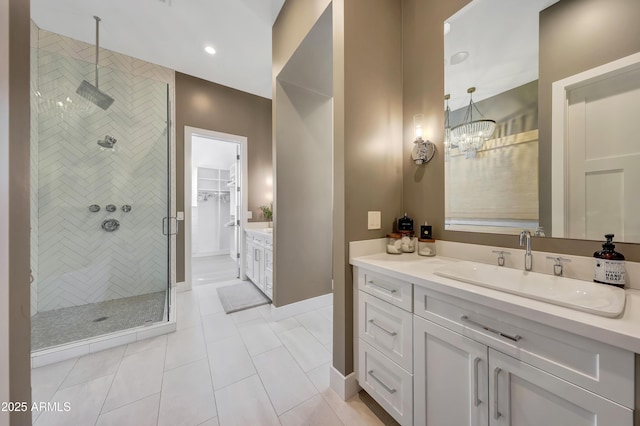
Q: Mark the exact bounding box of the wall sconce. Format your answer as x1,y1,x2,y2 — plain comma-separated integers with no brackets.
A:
411,114,435,165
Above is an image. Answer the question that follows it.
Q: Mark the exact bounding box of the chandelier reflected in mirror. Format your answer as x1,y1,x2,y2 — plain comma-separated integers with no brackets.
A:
450,87,496,159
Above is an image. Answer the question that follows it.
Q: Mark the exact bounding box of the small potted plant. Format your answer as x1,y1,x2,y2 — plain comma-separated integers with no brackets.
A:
259,203,273,227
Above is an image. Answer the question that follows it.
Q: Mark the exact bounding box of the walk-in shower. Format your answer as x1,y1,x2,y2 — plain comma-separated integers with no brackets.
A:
30,27,172,352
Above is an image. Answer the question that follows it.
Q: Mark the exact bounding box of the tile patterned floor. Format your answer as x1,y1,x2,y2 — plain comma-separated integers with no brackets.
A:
31,291,167,351
192,255,239,286
31,279,386,426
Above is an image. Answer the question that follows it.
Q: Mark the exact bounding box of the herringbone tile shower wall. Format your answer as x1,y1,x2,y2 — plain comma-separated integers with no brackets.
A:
32,25,176,313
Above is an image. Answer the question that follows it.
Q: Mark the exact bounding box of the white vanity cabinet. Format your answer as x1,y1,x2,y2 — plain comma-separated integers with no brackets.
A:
354,265,635,426
245,230,272,299
413,317,488,426
356,268,414,425
414,317,632,426
412,285,634,426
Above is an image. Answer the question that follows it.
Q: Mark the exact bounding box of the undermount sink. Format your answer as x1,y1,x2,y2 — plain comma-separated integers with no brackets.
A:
434,262,626,318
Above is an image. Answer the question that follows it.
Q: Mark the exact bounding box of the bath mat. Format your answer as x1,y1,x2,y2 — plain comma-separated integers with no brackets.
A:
217,281,271,314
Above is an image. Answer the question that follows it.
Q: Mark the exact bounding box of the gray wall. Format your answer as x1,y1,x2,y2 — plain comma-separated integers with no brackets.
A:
402,0,470,244
273,0,403,375
273,5,333,308
339,0,403,375
175,73,273,283
403,0,640,261
1,0,32,423
274,80,333,306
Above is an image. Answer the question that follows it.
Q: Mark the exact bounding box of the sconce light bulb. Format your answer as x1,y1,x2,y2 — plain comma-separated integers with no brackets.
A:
415,125,424,140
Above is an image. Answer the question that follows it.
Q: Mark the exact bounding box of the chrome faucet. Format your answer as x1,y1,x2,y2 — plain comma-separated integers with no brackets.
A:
546,256,571,276
519,230,532,271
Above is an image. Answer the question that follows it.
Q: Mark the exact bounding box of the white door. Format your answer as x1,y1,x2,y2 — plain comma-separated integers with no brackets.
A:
414,316,489,426
489,348,632,426
228,144,241,278
566,66,640,241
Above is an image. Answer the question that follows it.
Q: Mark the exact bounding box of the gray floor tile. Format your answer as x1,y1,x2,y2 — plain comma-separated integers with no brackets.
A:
158,358,217,426
96,393,160,426
214,375,280,426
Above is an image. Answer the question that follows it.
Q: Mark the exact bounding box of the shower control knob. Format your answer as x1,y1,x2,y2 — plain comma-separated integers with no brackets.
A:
122,205,132,213
106,204,116,212
89,204,101,212
101,218,120,232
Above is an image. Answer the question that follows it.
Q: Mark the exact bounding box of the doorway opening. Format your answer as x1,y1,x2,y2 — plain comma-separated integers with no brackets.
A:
184,127,248,290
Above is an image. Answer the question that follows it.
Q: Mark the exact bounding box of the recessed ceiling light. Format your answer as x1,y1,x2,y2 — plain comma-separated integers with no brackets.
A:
450,51,469,65
204,46,216,55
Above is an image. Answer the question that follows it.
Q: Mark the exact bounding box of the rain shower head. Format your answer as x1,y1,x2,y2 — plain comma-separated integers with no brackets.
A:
77,81,114,110
98,135,117,149
76,16,114,110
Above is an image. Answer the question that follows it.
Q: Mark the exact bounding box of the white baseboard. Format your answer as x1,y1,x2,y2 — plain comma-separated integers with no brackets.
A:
192,250,230,257
330,365,360,400
270,292,333,321
176,281,190,292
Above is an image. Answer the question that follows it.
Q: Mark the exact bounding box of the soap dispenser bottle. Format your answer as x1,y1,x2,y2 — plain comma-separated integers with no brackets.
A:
593,234,626,288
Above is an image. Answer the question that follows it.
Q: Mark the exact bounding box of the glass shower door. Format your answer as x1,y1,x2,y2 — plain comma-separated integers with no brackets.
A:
30,47,171,350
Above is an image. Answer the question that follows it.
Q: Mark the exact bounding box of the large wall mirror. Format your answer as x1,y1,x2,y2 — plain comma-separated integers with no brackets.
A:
443,0,640,244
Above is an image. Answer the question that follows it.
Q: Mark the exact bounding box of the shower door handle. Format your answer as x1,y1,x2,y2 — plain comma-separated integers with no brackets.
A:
162,217,179,236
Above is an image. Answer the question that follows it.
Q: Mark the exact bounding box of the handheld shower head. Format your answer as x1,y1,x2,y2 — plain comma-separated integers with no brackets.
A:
98,135,117,149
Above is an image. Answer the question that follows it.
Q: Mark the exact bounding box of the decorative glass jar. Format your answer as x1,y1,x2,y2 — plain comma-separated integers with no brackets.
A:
386,233,402,254
418,238,436,257
399,231,416,253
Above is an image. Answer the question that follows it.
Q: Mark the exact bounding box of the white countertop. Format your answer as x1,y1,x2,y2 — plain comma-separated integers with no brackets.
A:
245,228,273,238
351,252,640,354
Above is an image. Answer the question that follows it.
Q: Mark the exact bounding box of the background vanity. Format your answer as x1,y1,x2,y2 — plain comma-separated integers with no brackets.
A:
245,229,273,299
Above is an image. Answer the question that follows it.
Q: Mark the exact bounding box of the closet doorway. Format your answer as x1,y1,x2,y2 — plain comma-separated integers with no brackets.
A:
184,127,248,290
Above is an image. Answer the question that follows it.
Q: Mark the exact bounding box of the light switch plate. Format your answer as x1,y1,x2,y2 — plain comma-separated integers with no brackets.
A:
176,211,184,220
368,211,381,230
247,211,253,219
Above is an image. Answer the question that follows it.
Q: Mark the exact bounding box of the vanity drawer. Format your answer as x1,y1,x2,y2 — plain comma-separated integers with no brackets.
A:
359,269,412,311
413,285,635,408
359,291,413,372
358,340,413,426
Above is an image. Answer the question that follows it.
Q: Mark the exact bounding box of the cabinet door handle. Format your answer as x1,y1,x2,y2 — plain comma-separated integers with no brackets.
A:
367,280,397,294
368,370,396,394
368,319,398,336
460,315,522,342
493,367,502,420
473,357,481,407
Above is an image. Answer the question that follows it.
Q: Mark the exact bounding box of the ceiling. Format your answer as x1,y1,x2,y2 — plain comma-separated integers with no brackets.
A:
31,0,286,99
445,0,559,110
